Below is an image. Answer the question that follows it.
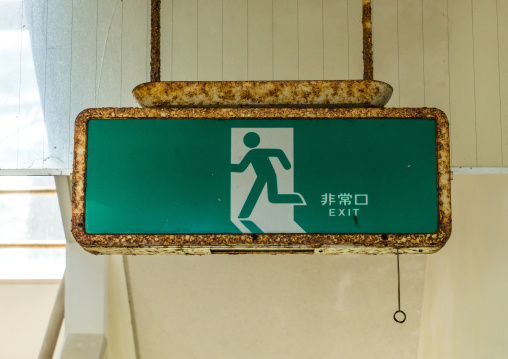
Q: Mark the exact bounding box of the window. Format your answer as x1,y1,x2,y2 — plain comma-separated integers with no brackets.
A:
0,176,65,279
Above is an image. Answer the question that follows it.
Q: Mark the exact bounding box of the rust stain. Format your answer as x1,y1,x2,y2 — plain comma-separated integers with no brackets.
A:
132,80,393,108
72,107,451,255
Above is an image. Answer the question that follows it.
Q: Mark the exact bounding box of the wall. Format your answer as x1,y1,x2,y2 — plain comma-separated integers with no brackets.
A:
116,173,508,359
418,174,508,358
126,253,426,358
106,256,137,359
1,0,507,170
0,281,62,359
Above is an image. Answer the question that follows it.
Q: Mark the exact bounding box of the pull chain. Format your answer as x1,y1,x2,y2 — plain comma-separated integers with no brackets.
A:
393,248,406,323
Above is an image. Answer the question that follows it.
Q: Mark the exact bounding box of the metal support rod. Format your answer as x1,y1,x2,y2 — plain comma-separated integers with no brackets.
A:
150,0,161,82
123,257,141,359
362,0,374,80
393,249,406,323
397,249,401,310
38,272,65,359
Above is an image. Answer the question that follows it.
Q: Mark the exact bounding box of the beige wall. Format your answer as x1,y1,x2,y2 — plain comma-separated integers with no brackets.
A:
107,173,508,359
107,256,137,359
0,281,61,359
125,253,426,358
418,174,508,358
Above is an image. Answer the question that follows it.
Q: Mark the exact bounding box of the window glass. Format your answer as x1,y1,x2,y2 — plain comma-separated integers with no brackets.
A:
0,248,65,280
0,176,65,279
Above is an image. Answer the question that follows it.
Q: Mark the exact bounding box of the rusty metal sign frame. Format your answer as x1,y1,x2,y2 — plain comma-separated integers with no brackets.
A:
72,107,451,255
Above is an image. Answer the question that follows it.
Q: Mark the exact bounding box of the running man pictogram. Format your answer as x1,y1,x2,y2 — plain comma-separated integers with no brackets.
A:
231,132,305,220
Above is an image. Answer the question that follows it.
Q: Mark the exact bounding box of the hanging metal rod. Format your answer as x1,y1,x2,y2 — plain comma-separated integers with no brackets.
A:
149,0,374,82
151,0,161,82
362,0,374,80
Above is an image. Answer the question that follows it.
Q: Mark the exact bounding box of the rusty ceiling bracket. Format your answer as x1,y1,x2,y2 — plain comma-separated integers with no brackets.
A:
132,80,392,108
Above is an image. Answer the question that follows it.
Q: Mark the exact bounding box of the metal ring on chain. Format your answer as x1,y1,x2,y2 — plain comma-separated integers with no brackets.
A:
393,310,406,323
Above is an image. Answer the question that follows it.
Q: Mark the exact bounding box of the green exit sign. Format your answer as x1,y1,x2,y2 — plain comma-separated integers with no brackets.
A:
72,107,451,255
